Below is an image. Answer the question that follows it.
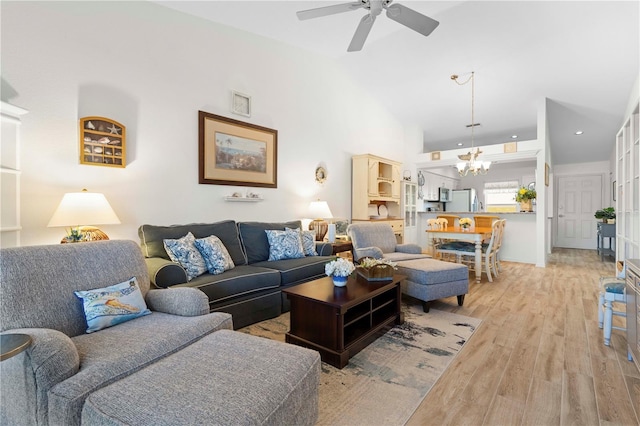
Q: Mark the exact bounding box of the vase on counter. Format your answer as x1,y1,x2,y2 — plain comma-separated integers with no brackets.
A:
519,200,533,212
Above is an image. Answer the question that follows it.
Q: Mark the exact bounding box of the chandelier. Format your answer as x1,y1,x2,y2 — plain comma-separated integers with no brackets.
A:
451,71,491,176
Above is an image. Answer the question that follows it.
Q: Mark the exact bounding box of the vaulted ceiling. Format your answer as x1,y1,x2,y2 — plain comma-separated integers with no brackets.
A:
156,1,639,165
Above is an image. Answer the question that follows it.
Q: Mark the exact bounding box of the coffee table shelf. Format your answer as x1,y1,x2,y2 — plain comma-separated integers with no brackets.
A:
283,274,405,369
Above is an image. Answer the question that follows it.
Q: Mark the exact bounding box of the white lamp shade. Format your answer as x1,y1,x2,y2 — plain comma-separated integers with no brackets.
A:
308,201,333,219
48,191,121,227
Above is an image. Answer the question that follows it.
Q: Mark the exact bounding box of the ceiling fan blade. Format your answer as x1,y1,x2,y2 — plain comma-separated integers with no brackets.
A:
297,2,364,21
347,14,376,52
385,3,439,37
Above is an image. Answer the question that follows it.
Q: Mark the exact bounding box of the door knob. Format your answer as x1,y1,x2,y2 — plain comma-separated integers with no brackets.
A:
558,214,564,217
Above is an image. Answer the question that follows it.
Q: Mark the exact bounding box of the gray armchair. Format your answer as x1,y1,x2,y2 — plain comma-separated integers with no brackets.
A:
0,240,232,426
347,222,430,262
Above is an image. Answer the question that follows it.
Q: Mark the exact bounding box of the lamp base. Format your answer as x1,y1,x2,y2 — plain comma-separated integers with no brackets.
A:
61,226,110,243
309,219,328,242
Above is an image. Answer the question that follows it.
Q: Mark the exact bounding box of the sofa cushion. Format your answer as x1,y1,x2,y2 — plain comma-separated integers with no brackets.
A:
395,258,469,284
252,256,333,286
163,232,208,281
139,221,246,266
238,221,303,264
266,229,305,261
287,227,317,257
194,235,235,275
48,311,233,426
173,264,281,304
74,277,151,333
81,330,320,426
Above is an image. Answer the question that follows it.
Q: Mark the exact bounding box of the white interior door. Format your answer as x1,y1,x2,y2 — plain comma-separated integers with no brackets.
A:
556,175,602,249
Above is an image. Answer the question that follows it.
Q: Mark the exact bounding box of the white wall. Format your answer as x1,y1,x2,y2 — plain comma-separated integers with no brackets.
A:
1,1,421,246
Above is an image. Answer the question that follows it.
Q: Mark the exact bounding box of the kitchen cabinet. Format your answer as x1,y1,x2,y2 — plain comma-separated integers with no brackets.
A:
421,172,459,201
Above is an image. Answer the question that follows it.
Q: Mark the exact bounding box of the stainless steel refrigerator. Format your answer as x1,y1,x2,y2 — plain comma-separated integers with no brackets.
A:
446,189,478,212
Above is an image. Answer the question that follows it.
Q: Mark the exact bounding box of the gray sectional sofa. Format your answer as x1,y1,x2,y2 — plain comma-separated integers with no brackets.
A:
138,220,334,329
0,240,320,426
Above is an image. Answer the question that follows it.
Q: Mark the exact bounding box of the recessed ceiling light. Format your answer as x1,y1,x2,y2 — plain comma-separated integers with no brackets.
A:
511,135,518,139
575,130,583,135
457,143,463,146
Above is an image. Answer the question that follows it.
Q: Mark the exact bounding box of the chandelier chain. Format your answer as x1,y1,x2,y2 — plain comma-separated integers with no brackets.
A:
452,71,489,176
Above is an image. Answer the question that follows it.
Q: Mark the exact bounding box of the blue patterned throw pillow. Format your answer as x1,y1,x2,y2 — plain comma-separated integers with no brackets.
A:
286,227,317,256
74,277,151,333
265,229,305,261
194,235,235,275
163,232,207,281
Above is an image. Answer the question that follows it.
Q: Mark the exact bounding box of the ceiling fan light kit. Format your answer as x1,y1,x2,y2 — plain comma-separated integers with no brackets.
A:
452,71,491,177
297,0,439,52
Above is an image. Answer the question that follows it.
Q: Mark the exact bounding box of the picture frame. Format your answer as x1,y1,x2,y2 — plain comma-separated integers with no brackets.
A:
545,163,549,186
613,180,617,201
199,111,277,188
231,91,251,117
503,142,517,153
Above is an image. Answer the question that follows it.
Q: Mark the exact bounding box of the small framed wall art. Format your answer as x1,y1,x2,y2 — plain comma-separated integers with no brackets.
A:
79,117,126,168
545,163,550,186
199,111,277,188
231,91,251,117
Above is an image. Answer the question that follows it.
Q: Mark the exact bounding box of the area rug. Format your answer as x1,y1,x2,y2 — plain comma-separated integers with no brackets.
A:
240,302,481,425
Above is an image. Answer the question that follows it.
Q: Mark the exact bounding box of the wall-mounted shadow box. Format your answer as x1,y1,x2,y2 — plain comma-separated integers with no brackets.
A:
79,117,126,168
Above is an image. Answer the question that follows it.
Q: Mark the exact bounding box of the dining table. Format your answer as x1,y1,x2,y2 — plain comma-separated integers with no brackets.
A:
426,226,494,283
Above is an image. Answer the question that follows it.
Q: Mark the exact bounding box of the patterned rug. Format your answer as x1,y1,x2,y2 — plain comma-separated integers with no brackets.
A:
240,301,482,425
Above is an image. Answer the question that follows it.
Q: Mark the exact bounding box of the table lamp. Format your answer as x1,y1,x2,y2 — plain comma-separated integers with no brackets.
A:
47,189,121,243
308,200,333,241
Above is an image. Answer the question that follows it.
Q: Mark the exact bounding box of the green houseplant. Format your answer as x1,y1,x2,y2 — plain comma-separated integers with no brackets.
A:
594,207,616,223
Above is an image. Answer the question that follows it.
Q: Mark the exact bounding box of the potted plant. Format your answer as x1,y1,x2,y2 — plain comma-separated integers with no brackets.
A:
459,217,473,229
594,207,616,223
515,187,537,212
325,257,355,287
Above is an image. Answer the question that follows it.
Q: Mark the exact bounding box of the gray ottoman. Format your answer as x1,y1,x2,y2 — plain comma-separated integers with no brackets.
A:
81,330,320,425
395,258,469,312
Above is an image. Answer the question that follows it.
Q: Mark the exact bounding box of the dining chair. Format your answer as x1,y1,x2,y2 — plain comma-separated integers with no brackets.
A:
492,219,506,276
597,276,627,346
433,215,461,260
436,219,501,282
437,215,460,227
473,215,500,228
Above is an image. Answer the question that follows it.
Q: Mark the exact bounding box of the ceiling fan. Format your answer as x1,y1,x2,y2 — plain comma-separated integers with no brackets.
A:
296,0,439,52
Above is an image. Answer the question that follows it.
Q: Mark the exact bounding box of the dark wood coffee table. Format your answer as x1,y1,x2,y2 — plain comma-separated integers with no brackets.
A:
282,274,405,369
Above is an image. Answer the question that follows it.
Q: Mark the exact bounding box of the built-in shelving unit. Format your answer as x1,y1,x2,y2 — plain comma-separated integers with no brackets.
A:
1,102,28,248
352,154,404,242
616,101,640,262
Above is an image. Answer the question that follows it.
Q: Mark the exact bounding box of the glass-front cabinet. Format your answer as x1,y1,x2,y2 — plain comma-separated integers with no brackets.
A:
403,182,417,243
616,101,639,261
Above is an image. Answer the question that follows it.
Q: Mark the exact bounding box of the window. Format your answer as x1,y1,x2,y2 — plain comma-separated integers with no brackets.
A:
484,181,519,212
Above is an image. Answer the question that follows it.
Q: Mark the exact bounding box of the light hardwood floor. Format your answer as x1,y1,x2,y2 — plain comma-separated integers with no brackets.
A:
407,248,640,426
